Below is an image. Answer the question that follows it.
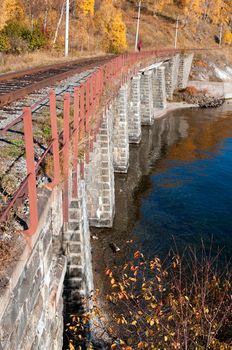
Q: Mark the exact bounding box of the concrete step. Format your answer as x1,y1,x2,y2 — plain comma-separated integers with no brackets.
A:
69,252,82,266
63,241,82,254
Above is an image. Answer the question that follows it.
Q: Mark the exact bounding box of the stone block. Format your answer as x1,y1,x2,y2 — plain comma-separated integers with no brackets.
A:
67,266,83,278
69,254,82,266
0,295,20,346
68,221,80,231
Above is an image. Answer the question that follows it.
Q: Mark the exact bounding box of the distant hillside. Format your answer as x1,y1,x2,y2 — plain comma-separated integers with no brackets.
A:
120,0,232,50
0,0,232,73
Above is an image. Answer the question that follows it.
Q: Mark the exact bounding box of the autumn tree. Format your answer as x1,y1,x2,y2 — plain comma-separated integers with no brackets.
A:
208,0,226,24
78,0,95,16
127,0,170,14
176,0,203,26
223,29,232,44
0,0,25,29
94,0,127,53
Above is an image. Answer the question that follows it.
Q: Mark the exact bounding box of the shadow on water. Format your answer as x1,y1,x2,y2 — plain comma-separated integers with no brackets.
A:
92,103,232,274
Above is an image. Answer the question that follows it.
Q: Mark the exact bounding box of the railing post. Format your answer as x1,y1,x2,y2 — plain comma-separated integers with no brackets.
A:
89,75,94,153
63,93,70,224
48,90,60,188
85,79,90,163
89,75,93,115
72,87,79,198
79,84,85,179
22,107,38,236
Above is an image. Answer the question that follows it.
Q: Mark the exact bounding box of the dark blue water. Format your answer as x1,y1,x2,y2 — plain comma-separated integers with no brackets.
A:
131,104,232,259
94,104,232,268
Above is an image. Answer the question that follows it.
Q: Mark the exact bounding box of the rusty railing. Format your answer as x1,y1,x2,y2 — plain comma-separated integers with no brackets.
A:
0,48,180,236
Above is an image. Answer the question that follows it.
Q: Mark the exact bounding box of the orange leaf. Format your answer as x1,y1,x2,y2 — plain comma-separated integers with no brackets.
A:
106,269,113,277
134,251,141,259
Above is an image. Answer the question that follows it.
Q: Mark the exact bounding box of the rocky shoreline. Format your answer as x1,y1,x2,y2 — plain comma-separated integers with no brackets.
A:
173,87,225,108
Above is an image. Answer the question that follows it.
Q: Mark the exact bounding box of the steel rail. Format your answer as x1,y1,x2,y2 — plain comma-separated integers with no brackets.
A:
0,55,112,108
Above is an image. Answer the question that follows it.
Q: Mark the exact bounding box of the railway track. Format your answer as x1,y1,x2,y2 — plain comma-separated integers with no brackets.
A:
0,54,112,109
0,55,113,224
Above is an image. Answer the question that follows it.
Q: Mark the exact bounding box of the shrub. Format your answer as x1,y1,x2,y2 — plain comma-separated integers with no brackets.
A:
21,27,47,51
66,247,232,349
0,21,47,53
0,33,10,52
8,36,28,54
1,21,28,53
195,59,208,68
1,20,24,38
185,85,199,95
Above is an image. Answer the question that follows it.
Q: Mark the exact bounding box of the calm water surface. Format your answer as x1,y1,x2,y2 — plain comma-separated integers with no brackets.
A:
133,104,232,259
111,103,232,261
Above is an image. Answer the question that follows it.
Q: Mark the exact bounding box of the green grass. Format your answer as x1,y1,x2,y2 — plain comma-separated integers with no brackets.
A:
4,139,24,158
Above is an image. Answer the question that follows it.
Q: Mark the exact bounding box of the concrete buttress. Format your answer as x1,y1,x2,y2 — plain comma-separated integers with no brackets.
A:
153,66,167,110
140,71,153,125
128,75,142,144
113,84,129,172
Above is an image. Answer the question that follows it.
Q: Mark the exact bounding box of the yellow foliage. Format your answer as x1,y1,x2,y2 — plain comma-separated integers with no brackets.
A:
0,0,25,29
141,0,168,13
79,0,95,15
95,0,127,53
223,30,232,45
208,0,228,24
69,341,75,350
191,0,203,17
110,13,127,53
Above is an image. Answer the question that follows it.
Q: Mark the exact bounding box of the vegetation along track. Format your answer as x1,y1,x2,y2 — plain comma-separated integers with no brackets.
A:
0,54,112,109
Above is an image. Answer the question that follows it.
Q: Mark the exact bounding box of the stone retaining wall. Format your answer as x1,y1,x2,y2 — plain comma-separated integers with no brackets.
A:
188,80,232,99
0,188,66,350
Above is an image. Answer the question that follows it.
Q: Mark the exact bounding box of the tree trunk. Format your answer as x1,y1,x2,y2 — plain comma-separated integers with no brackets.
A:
53,0,66,45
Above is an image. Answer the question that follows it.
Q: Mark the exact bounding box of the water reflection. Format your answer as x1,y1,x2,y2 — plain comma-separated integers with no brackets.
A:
113,104,232,260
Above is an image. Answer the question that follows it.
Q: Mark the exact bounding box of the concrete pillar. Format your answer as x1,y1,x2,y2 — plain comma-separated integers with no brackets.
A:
178,53,194,89
85,107,115,228
128,75,141,143
140,70,153,125
164,54,180,100
113,84,129,172
173,54,180,90
153,66,167,110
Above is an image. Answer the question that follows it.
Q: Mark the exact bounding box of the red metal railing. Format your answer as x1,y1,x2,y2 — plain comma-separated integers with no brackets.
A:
0,48,180,235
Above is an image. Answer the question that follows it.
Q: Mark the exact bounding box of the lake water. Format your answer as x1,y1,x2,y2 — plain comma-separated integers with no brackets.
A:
133,103,232,260
106,103,232,263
